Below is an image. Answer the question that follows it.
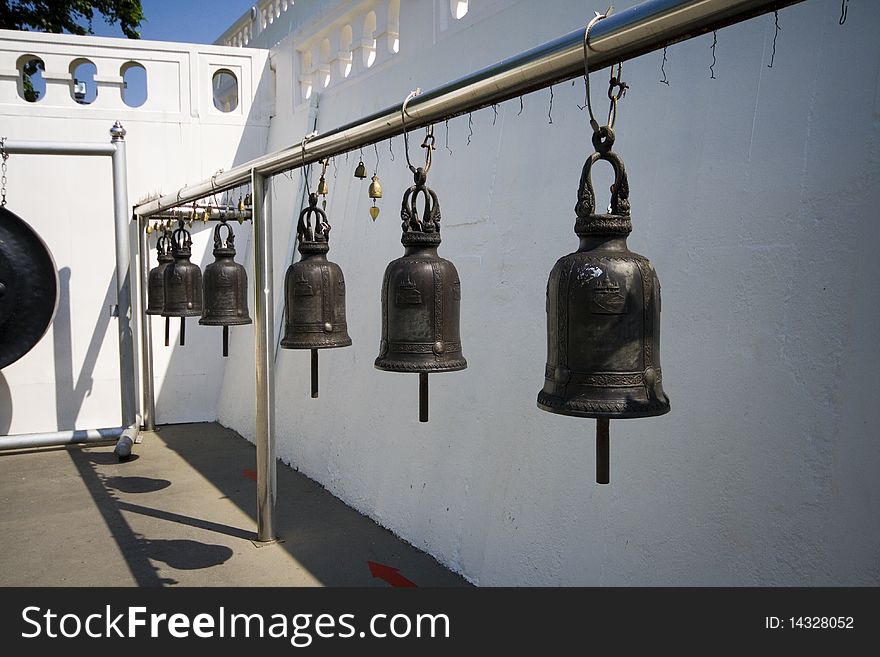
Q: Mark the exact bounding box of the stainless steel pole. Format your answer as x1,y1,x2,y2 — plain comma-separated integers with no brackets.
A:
0,427,125,452
137,213,156,432
110,122,139,459
133,0,804,217
252,169,277,543
109,123,135,427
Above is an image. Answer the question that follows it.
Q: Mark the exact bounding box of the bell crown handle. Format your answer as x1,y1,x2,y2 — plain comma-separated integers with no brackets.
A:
156,234,168,256
171,225,192,251
401,167,441,234
297,192,330,242
575,149,631,219
213,221,235,250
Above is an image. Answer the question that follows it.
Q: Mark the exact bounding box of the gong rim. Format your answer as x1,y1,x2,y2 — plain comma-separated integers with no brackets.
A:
0,206,59,370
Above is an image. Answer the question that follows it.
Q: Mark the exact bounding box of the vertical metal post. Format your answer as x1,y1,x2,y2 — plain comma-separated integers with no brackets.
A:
252,169,277,542
596,419,610,485
110,122,137,431
137,213,156,431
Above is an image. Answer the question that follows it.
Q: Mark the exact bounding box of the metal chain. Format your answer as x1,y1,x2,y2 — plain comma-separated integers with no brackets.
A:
1,136,8,207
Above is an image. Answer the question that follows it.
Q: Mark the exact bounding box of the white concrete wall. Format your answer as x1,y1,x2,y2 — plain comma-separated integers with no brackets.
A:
218,0,880,586
0,29,270,433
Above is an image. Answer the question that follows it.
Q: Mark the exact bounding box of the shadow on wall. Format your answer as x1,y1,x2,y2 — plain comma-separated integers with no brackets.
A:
53,267,117,430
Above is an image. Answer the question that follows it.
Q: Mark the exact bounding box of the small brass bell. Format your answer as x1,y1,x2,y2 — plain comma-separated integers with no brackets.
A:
354,160,367,179
281,192,351,398
368,174,383,199
200,221,252,357
317,175,329,197
375,166,466,422
538,128,669,484
163,224,203,346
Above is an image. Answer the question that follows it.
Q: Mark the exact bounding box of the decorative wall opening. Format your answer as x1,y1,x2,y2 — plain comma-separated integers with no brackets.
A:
120,62,148,108
16,55,45,103
212,69,239,112
390,0,401,52
452,0,469,20
320,38,331,87
69,58,97,105
340,24,353,78
363,11,377,68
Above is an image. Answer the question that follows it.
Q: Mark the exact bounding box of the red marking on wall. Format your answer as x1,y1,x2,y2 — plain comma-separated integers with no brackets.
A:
368,561,417,587
242,468,257,481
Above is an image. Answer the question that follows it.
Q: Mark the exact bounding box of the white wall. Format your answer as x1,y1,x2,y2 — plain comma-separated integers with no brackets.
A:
0,30,270,433
218,0,880,585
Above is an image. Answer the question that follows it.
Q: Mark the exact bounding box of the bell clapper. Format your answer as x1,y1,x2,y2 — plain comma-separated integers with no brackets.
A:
419,373,429,423
223,325,229,358
311,349,319,398
596,418,610,484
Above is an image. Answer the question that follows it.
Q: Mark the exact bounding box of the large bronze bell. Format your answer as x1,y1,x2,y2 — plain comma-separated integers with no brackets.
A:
146,233,172,316
375,166,466,422
280,192,351,398
146,231,174,346
538,129,669,483
163,224,203,346
200,220,251,357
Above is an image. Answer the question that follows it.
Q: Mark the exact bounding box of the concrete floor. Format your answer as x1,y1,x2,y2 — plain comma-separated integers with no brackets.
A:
0,422,467,586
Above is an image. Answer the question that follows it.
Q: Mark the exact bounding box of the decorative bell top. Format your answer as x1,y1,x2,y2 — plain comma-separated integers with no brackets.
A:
574,127,632,237
297,192,331,254
156,233,172,263
400,167,441,245
212,221,236,257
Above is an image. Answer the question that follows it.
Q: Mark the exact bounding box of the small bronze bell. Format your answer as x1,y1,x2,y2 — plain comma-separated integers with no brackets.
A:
354,160,367,179
538,129,669,484
200,221,252,357
280,192,351,398
317,175,329,197
163,224,203,346
375,166,466,422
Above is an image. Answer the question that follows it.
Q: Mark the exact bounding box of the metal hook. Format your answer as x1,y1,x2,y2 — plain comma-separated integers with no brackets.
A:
401,88,422,173
583,8,613,133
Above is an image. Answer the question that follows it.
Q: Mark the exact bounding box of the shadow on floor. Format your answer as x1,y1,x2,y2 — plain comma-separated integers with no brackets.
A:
150,422,467,587
35,423,467,587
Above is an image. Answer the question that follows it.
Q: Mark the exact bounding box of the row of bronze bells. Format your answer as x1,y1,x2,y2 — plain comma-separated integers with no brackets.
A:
281,159,464,422
146,220,251,356
147,128,668,484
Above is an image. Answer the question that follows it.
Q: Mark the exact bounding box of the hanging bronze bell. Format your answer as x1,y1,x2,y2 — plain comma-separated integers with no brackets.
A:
163,224,203,346
538,129,669,483
200,221,251,357
146,233,172,316
280,192,351,398
354,160,367,179
375,166,466,422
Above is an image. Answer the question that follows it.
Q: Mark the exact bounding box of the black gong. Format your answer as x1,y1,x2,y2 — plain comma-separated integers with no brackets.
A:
0,206,58,369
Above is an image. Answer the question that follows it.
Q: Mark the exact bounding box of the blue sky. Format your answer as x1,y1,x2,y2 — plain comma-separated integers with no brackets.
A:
88,0,255,44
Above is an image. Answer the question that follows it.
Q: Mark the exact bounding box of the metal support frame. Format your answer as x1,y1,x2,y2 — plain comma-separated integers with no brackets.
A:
0,123,139,455
130,0,806,542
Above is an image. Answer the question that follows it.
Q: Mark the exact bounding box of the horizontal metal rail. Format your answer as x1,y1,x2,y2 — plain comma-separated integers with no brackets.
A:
134,0,803,217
